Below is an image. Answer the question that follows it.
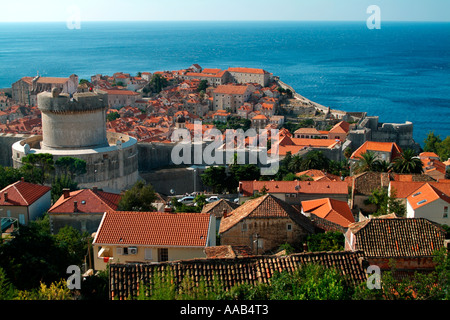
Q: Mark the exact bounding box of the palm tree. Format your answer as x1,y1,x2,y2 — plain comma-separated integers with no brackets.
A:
391,149,423,174
353,151,381,174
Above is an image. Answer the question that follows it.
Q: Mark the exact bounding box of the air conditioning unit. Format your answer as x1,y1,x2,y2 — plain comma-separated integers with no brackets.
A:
128,247,138,255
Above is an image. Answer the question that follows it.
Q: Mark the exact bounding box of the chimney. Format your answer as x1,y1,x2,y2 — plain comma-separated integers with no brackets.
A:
93,186,98,193
21,177,24,182
73,201,78,212
164,205,172,213
222,209,228,218
63,188,70,199
4,192,8,202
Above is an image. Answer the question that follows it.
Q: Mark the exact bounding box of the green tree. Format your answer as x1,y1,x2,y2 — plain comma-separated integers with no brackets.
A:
0,220,73,290
55,157,87,180
301,150,330,171
21,153,55,185
200,166,228,193
436,136,450,162
147,74,169,94
51,174,78,203
391,149,423,174
106,111,120,122
54,225,91,267
353,151,381,174
117,181,157,211
423,131,442,154
364,187,406,217
306,232,345,252
197,80,208,92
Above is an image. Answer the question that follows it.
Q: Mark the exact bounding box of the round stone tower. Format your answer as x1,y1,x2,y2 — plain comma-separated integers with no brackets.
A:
38,88,109,150
12,88,139,192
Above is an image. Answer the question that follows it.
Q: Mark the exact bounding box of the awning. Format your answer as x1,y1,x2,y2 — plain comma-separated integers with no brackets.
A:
98,247,111,258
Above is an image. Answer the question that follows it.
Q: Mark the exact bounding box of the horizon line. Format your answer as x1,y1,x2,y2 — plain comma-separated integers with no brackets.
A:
1,19,449,23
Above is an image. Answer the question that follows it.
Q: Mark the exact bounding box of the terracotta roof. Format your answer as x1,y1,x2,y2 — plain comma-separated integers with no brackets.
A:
37,77,70,84
406,183,450,210
93,211,212,247
48,189,121,214
204,245,253,259
219,194,314,234
213,84,250,95
228,67,267,74
201,199,239,218
350,141,403,160
0,180,51,206
108,250,368,299
101,89,140,96
294,127,322,135
390,180,450,199
348,217,446,258
239,180,349,197
329,121,350,134
301,198,355,228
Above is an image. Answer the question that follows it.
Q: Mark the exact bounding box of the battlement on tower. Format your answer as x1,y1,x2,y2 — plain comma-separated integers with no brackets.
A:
37,90,108,114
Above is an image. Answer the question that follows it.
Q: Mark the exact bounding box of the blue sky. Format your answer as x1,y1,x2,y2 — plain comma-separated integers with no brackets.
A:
1,0,449,22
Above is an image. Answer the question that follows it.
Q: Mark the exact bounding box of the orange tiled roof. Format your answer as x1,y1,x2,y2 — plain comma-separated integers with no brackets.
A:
329,121,350,134
213,84,250,95
406,183,450,210
93,211,212,247
219,194,314,234
48,188,121,214
348,217,446,258
301,198,355,228
0,180,51,206
228,67,267,74
239,180,348,197
350,141,403,160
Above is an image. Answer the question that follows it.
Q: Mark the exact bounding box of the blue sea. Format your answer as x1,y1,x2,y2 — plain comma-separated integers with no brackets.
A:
0,21,449,145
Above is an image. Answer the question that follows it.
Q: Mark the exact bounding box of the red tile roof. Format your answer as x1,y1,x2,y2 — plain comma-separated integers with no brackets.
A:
348,217,446,258
219,194,314,234
406,183,450,210
239,180,348,197
213,84,250,95
93,211,212,247
350,141,403,160
48,189,121,213
228,67,267,74
301,198,355,228
0,180,51,206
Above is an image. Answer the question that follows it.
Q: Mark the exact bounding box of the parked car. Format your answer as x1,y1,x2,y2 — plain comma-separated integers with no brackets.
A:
178,196,195,204
206,196,220,203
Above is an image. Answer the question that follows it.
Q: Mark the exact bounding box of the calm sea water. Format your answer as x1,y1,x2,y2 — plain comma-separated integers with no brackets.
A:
0,21,449,145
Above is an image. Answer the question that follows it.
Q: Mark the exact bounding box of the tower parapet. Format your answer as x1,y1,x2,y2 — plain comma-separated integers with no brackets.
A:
38,90,109,150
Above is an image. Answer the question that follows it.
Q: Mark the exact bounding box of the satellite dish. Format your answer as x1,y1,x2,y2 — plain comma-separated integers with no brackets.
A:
170,189,175,195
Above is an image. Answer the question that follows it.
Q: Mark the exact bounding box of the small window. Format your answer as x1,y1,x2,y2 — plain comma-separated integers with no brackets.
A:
18,214,25,225
444,207,448,218
158,248,168,262
412,192,422,197
286,224,293,232
241,222,248,232
417,199,427,205
145,248,152,260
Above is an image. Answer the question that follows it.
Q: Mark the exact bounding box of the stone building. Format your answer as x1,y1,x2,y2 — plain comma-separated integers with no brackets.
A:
11,74,79,105
345,216,446,277
219,194,315,254
11,88,139,192
227,67,271,87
